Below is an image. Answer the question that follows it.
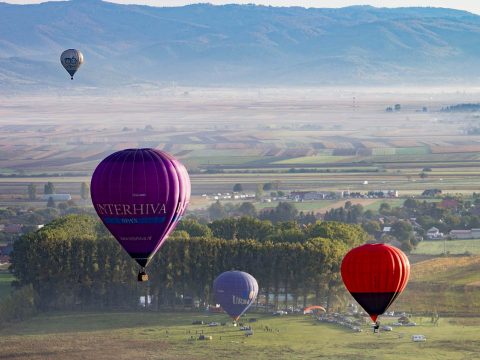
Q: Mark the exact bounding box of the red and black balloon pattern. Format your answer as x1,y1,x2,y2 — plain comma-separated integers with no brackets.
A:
341,243,410,323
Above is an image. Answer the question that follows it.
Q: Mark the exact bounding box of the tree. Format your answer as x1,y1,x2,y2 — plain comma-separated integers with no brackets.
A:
27,184,37,200
46,197,56,208
236,217,273,241
233,183,243,192
237,202,257,217
44,182,55,195
403,198,418,209
208,201,226,220
390,221,414,242
379,202,391,215
260,202,298,223
176,219,212,237
57,202,68,211
10,213,358,314
255,184,263,200
80,182,90,200
263,183,273,191
362,220,381,235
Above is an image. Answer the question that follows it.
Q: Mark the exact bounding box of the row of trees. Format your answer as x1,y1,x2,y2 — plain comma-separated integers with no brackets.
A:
27,182,90,200
11,215,367,312
207,200,317,224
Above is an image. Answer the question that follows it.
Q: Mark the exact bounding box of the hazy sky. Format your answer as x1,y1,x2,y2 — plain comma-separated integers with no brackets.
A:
4,1,480,15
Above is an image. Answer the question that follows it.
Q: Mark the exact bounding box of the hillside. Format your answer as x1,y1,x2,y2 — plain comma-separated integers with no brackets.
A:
396,255,480,315
1,1,480,89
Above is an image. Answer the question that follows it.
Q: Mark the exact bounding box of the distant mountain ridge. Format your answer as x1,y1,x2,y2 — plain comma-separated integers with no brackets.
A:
1,1,480,90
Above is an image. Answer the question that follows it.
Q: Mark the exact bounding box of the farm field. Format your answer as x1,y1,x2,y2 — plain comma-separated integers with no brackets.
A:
396,255,480,314
412,239,480,255
2,90,480,200
1,311,479,360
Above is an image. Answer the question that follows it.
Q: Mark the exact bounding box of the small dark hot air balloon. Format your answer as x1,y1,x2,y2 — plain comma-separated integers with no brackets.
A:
341,243,410,329
213,271,258,322
91,148,190,281
60,49,84,80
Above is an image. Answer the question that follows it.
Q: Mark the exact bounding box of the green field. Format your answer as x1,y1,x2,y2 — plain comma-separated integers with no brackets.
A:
274,155,353,165
0,270,14,301
396,256,480,314
413,239,480,255
255,200,338,212
1,311,479,360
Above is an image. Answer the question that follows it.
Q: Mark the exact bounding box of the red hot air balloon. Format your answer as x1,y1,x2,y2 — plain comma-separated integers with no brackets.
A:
341,244,410,326
91,149,190,281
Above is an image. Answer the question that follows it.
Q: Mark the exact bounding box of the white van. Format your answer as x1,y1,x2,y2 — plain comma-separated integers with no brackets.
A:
412,335,426,342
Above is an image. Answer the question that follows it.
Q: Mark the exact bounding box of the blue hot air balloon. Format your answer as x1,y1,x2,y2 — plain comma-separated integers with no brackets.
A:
213,271,258,321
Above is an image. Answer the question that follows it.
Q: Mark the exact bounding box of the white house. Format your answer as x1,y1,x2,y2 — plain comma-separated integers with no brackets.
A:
426,227,444,240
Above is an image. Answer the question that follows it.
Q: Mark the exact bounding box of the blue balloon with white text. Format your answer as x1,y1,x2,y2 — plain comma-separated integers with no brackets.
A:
213,270,258,321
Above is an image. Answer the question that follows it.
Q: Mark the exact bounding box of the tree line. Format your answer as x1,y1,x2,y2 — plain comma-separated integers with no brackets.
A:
10,214,368,313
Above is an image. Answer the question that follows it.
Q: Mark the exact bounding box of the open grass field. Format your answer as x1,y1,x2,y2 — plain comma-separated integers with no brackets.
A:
1,311,479,360
396,256,480,314
0,270,14,301
412,239,480,255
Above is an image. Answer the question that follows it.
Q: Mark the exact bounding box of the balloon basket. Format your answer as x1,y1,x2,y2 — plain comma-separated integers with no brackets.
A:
138,271,149,282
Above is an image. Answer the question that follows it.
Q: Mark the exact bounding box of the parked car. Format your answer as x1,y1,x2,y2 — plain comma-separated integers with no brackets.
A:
381,326,393,332
208,322,220,327
412,335,426,342
405,322,417,327
273,310,287,316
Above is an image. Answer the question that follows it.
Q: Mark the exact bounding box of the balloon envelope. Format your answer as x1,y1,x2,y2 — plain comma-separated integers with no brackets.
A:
213,271,258,321
303,305,326,315
341,243,410,322
91,148,190,267
60,49,84,79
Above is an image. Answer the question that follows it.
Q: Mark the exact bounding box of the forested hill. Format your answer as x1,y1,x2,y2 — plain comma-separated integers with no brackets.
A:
1,1,480,90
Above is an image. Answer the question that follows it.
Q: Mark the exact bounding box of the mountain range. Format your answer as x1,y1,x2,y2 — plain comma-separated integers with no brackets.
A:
1,0,480,90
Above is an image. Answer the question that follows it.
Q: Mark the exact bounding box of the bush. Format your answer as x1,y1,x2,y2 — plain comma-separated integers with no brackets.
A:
0,284,37,326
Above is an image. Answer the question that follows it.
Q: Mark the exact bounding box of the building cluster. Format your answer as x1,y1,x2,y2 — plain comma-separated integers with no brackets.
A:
202,193,256,201
289,190,399,202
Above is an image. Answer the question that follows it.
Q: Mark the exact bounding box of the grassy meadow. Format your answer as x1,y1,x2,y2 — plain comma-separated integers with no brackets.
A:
1,311,480,360
1,255,480,359
0,269,13,301
396,256,480,314
412,239,480,255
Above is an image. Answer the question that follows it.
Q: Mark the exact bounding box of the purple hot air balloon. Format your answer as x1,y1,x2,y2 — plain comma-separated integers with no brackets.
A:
91,148,190,281
213,271,259,321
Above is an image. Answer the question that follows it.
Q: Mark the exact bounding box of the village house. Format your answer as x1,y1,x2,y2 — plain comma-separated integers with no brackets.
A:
449,228,480,240
3,224,22,234
290,191,327,201
426,227,444,240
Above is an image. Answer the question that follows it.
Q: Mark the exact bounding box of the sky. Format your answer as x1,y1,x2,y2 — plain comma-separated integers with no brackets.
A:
4,0,480,15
